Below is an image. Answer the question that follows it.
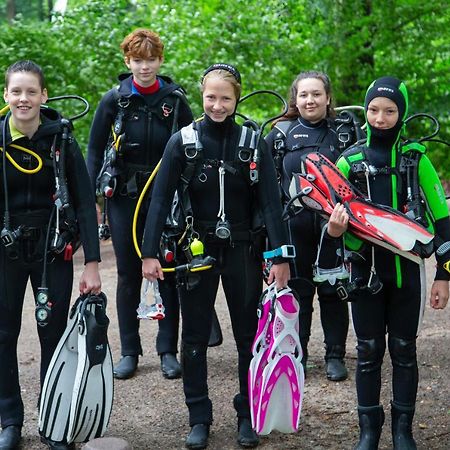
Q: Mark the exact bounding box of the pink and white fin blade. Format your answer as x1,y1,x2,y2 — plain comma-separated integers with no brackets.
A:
249,285,304,435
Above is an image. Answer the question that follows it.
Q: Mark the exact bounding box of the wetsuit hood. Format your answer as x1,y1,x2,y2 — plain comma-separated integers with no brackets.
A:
33,106,70,140
1,106,67,144
364,76,409,146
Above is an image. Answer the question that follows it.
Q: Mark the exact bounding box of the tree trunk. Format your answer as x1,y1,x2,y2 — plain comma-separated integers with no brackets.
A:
6,0,16,23
48,0,54,21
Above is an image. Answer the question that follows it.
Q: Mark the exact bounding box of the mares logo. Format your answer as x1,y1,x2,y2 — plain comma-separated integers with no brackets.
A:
294,134,309,139
377,87,394,93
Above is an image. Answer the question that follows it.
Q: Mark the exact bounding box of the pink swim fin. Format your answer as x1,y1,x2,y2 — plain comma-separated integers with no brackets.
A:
249,285,304,435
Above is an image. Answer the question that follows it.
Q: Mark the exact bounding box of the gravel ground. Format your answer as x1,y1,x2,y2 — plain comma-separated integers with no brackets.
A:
16,240,450,449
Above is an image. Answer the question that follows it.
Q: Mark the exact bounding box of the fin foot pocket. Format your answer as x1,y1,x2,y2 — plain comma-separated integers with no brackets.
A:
39,292,113,444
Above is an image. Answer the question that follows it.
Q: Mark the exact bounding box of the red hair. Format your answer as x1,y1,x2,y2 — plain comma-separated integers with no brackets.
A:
120,29,164,59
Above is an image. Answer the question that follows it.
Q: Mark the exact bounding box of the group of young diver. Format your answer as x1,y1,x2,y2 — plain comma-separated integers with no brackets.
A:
0,27,448,450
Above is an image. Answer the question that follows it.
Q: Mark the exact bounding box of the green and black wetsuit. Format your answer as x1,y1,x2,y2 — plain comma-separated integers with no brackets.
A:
336,77,450,408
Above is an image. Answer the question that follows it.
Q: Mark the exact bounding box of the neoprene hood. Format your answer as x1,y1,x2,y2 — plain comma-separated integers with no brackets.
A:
364,76,409,145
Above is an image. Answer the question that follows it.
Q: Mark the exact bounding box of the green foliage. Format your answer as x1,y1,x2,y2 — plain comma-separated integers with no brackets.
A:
0,0,448,176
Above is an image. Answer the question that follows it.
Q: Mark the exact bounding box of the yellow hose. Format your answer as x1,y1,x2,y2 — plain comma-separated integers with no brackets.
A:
0,144,43,174
1,104,43,174
132,160,162,258
0,104,10,115
131,159,212,273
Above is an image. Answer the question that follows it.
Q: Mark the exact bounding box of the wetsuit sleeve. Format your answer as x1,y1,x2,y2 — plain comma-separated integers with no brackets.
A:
141,133,185,258
419,155,449,221
66,138,101,263
255,139,289,252
418,155,450,280
434,217,450,280
86,89,118,195
335,154,364,251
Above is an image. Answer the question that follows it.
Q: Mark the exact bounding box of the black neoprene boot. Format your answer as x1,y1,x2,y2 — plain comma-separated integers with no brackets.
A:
185,424,210,449
354,405,384,450
0,426,21,450
391,401,417,450
237,418,259,448
325,344,348,381
113,355,138,379
160,353,182,379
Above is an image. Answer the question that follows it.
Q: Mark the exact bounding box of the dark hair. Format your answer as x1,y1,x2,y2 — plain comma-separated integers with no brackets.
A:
5,60,46,90
279,70,335,122
120,28,164,59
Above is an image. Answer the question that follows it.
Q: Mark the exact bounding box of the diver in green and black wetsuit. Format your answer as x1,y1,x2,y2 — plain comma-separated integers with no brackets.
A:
327,76,450,450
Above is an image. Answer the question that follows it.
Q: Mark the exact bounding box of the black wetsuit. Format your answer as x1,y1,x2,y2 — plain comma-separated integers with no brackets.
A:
86,74,193,358
142,114,288,425
337,132,450,408
265,117,350,363
0,108,100,428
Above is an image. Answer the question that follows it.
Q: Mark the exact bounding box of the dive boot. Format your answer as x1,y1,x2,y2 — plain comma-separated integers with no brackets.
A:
237,418,259,448
354,405,384,450
391,401,417,450
161,353,182,379
113,355,138,379
0,426,21,450
185,424,210,449
325,345,348,381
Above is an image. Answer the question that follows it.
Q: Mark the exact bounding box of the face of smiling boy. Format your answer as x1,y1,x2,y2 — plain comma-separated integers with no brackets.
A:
4,71,48,129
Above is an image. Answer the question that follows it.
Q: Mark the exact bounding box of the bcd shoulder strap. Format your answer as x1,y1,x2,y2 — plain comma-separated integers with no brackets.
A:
176,122,258,219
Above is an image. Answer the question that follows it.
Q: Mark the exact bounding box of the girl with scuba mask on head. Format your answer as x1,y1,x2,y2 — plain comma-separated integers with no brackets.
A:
142,64,290,449
328,76,450,450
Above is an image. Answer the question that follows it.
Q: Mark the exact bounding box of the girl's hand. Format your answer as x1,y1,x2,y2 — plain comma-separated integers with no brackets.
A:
327,203,349,238
429,280,449,309
267,262,290,289
142,258,164,282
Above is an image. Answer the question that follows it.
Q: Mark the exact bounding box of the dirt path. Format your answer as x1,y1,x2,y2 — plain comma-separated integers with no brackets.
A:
18,241,450,449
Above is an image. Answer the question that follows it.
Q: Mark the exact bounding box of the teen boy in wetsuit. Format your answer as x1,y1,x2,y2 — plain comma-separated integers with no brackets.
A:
0,60,101,450
87,29,193,381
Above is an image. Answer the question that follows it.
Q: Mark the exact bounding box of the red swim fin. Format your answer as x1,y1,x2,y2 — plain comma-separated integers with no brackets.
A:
288,173,335,216
345,198,434,258
289,152,435,261
303,152,361,203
